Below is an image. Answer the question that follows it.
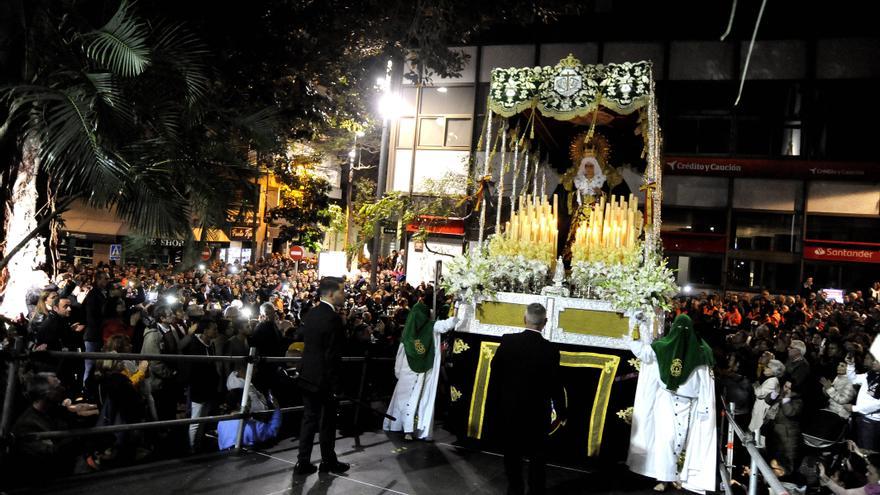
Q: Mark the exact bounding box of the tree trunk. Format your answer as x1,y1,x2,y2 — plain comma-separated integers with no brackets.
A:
0,133,48,320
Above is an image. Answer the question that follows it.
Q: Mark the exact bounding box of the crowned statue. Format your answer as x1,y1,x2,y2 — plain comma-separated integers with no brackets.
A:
561,132,625,261
561,131,622,213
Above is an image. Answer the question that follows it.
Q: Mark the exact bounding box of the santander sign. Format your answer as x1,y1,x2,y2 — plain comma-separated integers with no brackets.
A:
805,245,880,263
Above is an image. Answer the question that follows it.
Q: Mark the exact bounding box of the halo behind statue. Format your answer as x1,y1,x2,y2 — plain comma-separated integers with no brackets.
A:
569,131,612,170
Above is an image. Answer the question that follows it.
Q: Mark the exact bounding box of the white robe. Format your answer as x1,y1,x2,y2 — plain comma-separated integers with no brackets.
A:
383,316,456,439
627,338,717,494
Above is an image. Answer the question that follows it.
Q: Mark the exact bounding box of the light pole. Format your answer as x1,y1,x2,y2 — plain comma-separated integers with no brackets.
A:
369,59,404,290
344,131,363,255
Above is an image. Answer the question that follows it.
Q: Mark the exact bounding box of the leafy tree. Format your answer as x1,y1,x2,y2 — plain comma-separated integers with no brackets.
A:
0,0,267,316
268,153,333,252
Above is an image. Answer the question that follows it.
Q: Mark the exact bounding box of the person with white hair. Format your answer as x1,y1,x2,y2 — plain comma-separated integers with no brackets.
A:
750,359,785,446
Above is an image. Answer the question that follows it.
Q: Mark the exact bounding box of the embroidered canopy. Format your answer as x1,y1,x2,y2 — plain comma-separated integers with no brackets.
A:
488,55,654,120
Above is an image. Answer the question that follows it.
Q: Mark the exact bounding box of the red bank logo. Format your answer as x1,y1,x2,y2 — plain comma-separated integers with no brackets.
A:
811,246,876,260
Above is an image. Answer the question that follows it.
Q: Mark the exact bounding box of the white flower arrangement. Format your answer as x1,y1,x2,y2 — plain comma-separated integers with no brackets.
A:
442,251,551,300
442,247,497,302
570,249,678,314
490,255,550,294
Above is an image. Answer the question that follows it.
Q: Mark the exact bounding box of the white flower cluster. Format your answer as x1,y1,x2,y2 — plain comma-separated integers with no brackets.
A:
442,248,497,302
570,249,678,314
489,255,550,294
442,251,552,300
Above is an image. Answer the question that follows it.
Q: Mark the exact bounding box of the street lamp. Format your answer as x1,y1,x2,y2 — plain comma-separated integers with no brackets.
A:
369,59,404,290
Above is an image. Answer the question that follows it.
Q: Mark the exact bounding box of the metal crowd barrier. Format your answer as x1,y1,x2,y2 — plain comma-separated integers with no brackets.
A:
718,399,789,495
0,337,394,455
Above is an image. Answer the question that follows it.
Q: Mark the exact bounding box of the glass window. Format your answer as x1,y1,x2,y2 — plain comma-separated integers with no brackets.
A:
661,206,727,234
480,45,535,82
689,257,723,286
663,176,729,208
669,42,734,80
670,255,722,286
401,88,418,116
807,181,880,215
697,118,731,154
739,40,806,80
418,117,446,146
391,149,413,192
732,179,800,211
420,86,475,115
445,118,473,147
397,118,415,148
817,38,880,79
664,118,699,153
731,211,798,252
412,150,470,194
728,259,798,292
736,118,775,155
806,216,880,244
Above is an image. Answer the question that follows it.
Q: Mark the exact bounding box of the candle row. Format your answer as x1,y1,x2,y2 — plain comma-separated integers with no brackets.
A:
490,194,559,263
572,194,643,264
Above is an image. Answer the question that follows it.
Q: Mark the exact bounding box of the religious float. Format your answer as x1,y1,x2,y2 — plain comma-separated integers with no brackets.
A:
441,55,677,463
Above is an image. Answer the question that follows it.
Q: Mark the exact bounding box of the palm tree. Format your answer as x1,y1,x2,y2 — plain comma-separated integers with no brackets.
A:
0,0,267,317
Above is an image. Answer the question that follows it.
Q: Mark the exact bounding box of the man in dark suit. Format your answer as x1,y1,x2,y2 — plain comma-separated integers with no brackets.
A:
294,277,350,475
82,272,109,390
491,303,566,495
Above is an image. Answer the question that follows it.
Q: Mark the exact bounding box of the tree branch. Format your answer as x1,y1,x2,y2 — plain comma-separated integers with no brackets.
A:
0,194,79,272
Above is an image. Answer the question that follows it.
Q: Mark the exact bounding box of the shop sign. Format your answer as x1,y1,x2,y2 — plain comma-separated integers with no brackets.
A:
665,156,880,180
149,238,185,248
229,226,254,241
803,244,880,264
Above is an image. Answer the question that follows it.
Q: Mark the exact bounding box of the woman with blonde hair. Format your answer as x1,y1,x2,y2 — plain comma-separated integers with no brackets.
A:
28,289,59,338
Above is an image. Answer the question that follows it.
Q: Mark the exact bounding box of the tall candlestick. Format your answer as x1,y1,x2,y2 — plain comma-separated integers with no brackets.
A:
496,122,508,234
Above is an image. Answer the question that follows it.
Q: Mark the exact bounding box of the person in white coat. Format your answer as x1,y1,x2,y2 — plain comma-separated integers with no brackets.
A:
384,300,457,440
749,359,785,447
627,314,717,494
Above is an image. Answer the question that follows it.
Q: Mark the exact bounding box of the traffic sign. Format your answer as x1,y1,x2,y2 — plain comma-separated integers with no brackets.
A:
289,245,305,260
200,247,212,261
109,244,122,261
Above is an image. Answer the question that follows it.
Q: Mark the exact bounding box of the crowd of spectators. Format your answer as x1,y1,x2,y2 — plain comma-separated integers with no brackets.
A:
2,253,878,494
0,251,447,485
685,281,880,493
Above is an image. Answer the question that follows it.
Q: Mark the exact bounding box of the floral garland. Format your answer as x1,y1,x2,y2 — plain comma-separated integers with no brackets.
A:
570,249,678,314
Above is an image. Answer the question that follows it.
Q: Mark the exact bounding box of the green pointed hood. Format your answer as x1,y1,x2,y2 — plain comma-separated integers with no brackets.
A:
651,314,714,391
402,302,435,373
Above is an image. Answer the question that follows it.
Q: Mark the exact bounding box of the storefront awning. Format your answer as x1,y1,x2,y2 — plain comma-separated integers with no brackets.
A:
61,202,127,236
406,216,465,236
192,227,231,243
